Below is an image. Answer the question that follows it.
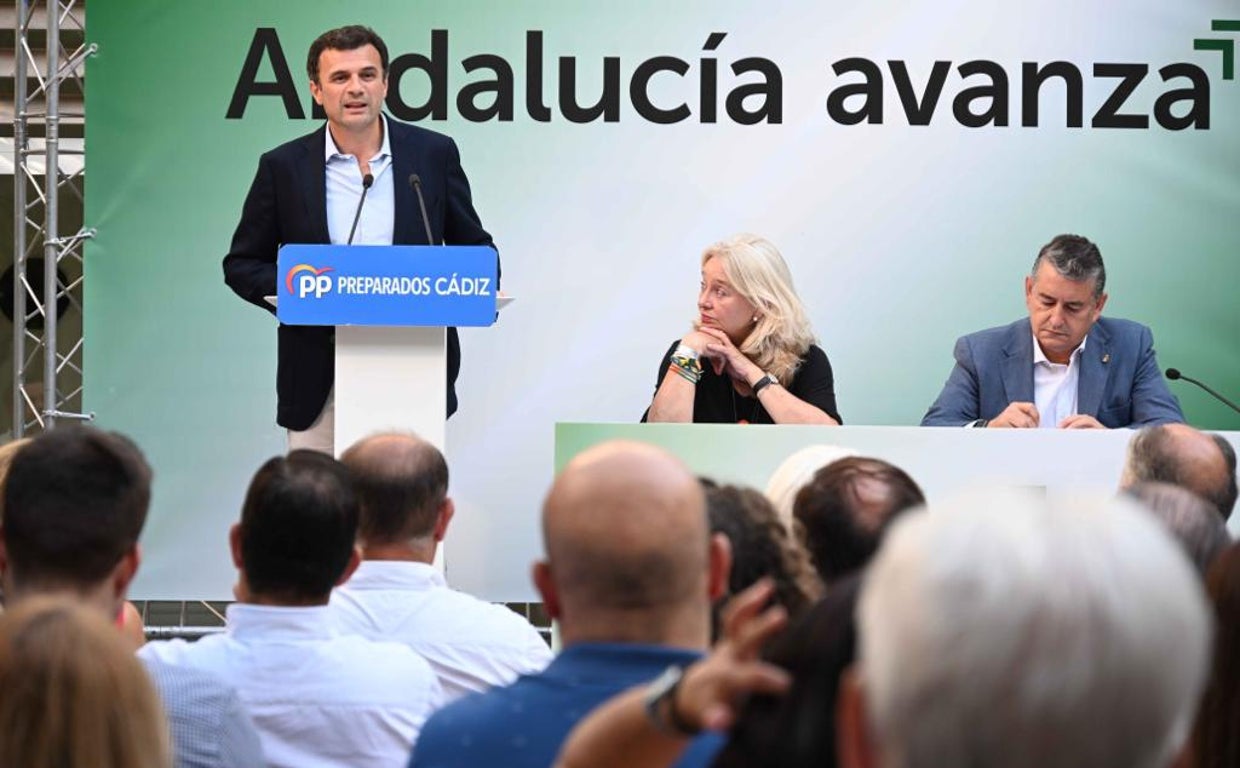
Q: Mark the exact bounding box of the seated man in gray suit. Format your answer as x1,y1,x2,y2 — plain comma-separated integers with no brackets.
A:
922,234,1183,429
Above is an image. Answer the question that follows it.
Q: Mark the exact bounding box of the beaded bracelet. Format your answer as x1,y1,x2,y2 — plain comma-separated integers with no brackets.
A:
669,354,703,384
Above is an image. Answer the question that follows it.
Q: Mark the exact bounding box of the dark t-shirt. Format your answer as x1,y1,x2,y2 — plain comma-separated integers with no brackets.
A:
642,340,842,424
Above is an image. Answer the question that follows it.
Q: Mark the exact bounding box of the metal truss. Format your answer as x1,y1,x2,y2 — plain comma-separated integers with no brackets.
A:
11,0,94,435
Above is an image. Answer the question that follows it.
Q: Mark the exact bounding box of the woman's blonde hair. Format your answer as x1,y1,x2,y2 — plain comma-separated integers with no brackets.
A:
701,233,817,383
0,597,172,768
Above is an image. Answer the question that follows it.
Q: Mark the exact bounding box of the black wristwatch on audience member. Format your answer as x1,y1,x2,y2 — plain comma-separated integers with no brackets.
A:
643,665,700,736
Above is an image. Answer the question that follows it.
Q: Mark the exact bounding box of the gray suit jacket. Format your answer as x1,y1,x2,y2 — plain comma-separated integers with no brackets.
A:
921,317,1184,427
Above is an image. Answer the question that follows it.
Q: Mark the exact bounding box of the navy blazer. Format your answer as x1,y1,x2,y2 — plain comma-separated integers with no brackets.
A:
223,119,496,430
921,317,1183,428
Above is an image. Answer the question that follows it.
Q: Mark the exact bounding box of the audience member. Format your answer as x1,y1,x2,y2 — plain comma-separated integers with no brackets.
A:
838,489,1211,768
412,440,731,768
794,456,925,584
1191,542,1240,768
120,600,148,649
763,444,856,529
1211,434,1238,519
713,574,862,768
0,436,30,479
705,483,821,622
140,450,442,768
1123,481,1231,577
1,426,263,768
331,432,551,701
550,580,792,768
1121,424,1236,520
0,597,172,768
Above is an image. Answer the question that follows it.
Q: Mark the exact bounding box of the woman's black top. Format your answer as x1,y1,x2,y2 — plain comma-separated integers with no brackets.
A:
642,340,842,424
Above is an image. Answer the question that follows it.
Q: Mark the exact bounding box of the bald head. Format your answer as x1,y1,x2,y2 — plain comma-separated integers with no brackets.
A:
340,432,448,546
1122,424,1236,520
542,441,709,629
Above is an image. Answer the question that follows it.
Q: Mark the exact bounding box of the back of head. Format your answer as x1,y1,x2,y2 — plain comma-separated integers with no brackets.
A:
0,597,171,768
1122,424,1234,520
794,456,924,584
1210,434,1237,519
239,450,358,603
705,483,821,619
859,489,1211,768
715,573,862,768
541,441,709,639
1,427,151,593
703,233,815,382
1123,481,1230,577
1193,543,1240,768
764,444,858,529
340,432,448,547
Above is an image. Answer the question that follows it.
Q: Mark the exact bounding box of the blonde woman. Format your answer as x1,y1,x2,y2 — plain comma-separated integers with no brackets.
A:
644,234,841,424
0,597,172,768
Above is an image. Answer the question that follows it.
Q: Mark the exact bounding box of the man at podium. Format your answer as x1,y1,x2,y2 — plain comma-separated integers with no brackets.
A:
921,234,1183,429
223,25,496,453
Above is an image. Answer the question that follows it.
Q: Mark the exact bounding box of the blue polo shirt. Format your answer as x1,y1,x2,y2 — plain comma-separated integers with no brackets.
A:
410,643,724,768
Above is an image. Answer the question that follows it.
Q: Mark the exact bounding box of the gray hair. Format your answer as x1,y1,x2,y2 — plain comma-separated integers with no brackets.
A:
1031,234,1106,298
858,488,1211,768
1123,481,1232,577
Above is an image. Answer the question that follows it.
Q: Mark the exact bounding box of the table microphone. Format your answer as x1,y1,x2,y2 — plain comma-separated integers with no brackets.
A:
1166,368,1240,415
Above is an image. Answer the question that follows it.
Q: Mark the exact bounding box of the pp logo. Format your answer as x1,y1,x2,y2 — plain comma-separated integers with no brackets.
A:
285,264,335,299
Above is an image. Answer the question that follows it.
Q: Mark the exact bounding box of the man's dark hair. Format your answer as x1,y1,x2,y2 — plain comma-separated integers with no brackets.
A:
705,484,820,622
2,427,151,589
1031,233,1106,298
1212,434,1238,520
1126,426,1235,521
713,574,862,768
306,25,389,83
340,435,448,545
794,457,925,584
238,450,358,602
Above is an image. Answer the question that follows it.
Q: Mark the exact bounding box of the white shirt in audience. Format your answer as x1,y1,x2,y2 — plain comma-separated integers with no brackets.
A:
331,560,553,702
139,603,443,768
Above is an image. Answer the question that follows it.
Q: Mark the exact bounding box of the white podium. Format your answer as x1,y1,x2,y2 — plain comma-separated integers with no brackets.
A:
335,326,448,453
276,243,501,456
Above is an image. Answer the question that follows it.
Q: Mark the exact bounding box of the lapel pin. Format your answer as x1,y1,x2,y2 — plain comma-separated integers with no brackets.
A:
1102,353,1110,364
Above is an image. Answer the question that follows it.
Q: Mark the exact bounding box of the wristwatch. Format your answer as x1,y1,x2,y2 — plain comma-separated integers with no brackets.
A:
643,664,700,736
751,373,776,396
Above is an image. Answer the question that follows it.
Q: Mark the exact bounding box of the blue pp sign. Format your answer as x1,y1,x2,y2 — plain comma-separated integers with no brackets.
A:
277,244,498,327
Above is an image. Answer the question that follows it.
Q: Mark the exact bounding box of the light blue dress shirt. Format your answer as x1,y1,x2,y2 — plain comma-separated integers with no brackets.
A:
324,115,395,246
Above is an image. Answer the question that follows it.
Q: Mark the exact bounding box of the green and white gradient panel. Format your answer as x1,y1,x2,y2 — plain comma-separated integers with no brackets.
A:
87,1,1240,599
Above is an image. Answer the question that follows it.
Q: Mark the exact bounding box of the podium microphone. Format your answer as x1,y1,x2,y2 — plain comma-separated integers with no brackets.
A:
346,173,375,246
408,174,436,245
1166,368,1240,415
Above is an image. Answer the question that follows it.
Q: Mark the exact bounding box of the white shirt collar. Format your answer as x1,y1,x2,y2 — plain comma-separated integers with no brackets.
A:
344,560,447,591
225,603,338,640
1032,331,1086,367
323,114,391,164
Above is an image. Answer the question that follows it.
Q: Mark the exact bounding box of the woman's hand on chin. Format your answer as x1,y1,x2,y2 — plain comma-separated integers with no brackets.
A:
698,327,759,383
